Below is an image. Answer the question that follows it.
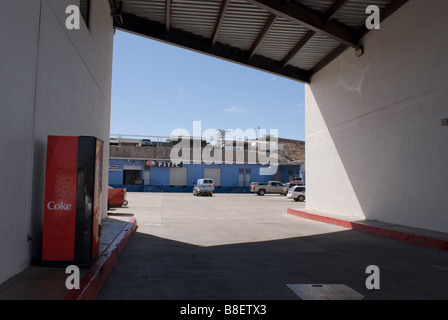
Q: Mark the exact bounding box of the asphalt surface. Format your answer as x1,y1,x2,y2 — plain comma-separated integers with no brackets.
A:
97,192,448,300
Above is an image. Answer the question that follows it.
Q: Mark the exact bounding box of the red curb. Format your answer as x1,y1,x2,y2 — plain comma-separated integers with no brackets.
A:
287,209,448,251
63,218,138,300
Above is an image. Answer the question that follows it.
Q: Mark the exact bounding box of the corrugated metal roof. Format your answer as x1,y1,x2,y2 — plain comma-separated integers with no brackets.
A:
218,0,271,51
289,33,341,71
171,0,222,38
295,0,335,14
112,0,408,83
256,17,309,62
122,0,166,25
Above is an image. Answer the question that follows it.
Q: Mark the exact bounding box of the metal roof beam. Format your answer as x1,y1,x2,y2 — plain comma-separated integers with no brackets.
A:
115,13,311,83
212,0,230,47
323,0,350,22
249,14,278,59
165,0,171,33
245,0,360,48
280,0,348,69
108,0,123,25
280,30,315,68
310,44,348,75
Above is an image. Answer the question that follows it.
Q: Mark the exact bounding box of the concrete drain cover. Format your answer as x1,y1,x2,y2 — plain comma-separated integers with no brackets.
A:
286,284,364,300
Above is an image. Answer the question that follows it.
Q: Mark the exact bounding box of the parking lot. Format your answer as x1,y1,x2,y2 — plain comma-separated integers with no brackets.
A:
98,192,448,300
106,192,312,247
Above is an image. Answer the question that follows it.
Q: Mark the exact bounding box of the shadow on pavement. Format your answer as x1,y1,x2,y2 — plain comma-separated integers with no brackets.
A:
97,226,448,300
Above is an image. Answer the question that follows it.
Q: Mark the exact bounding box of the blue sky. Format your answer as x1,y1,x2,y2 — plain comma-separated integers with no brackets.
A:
110,30,305,141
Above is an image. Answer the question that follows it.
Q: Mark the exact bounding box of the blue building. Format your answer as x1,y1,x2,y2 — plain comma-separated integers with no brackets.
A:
109,159,303,193
108,136,304,193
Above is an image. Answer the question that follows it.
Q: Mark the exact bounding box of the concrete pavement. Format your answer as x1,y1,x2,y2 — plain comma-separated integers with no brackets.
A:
1,192,448,300
97,193,448,300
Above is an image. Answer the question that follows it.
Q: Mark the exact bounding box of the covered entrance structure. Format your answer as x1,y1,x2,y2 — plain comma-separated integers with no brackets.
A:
1,0,447,286
109,0,447,231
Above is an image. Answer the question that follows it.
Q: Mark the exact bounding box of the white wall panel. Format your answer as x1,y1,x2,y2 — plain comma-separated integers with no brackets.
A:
306,0,448,232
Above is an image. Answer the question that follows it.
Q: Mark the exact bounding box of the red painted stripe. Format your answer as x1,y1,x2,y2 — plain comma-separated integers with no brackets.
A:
64,218,138,300
287,209,448,251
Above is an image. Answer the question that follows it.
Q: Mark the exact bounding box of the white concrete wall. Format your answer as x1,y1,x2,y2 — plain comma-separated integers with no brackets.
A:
0,0,42,287
306,0,448,233
0,0,114,285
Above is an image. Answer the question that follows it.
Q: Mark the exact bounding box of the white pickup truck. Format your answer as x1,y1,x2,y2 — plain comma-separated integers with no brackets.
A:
250,181,284,196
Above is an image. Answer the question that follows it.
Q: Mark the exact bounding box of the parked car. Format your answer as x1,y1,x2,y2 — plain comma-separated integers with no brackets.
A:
286,185,306,202
249,182,264,193
193,184,214,196
197,178,214,189
281,181,304,195
193,178,214,196
251,181,283,196
108,186,128,209
139,139,152,146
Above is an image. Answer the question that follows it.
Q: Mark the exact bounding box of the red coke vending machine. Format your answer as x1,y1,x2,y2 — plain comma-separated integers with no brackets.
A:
42,136,103,266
